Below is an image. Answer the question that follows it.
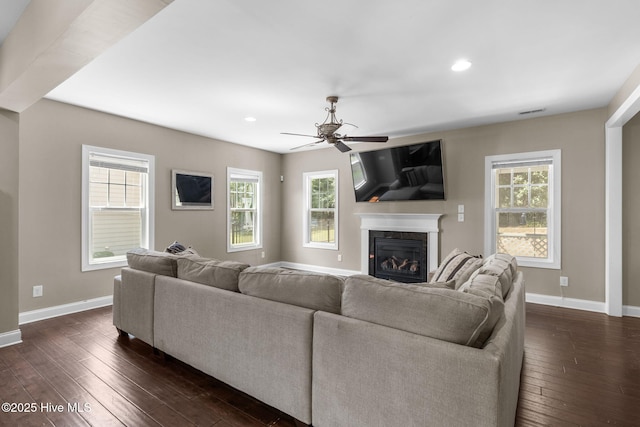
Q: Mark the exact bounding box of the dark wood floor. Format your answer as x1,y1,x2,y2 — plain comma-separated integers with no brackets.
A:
518,304,640,426
0,303,639,426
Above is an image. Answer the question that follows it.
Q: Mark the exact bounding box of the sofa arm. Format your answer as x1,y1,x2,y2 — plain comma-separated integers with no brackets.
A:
113,267,156,346
312,275,525,427
313,312,501,427
112,275,122,331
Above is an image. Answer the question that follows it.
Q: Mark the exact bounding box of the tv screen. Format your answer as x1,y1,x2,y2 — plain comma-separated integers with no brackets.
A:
350,140,445,202
172,170,213,209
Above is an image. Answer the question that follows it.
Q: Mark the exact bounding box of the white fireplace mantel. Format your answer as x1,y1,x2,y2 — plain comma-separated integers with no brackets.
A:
355,213,443,275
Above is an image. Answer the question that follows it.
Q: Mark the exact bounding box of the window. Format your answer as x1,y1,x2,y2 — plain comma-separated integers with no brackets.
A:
227,167,262,252
350,153,367,190
303,170,338,249
82,145,154,271
485,150,561,269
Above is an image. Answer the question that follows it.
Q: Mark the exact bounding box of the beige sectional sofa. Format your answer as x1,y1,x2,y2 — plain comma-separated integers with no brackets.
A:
113,248,525,427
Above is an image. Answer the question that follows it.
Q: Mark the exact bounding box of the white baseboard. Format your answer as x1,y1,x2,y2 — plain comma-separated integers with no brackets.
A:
525,292,607,313
526,292,640,317
14,277,638,328
19,295,113,325
0,329,22,348
623,305,640,318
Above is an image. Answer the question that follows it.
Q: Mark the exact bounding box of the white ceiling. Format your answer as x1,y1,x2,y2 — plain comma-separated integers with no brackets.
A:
9,0,640,153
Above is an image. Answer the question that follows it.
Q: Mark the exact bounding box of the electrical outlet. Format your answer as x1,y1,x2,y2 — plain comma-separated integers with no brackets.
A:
338,254,343,262
33,285,43,297
560,276,569,287
261,251,265,259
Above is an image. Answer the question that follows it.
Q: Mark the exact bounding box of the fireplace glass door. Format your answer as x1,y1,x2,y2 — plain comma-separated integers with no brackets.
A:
372,236,427,283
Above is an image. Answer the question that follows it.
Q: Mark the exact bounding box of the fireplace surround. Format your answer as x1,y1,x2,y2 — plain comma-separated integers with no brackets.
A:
356,213,442,279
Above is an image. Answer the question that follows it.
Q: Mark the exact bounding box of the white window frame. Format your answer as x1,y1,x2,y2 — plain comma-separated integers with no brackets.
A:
81,145,155,271
303,170,339,250
484,149,561,269
227,167,263,252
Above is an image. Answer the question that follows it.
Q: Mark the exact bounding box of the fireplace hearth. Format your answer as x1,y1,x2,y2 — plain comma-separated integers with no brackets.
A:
369,231,427,283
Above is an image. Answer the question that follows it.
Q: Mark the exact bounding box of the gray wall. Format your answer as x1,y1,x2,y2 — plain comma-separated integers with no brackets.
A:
9,98,639,317
18,99,282,312
282,108,608,302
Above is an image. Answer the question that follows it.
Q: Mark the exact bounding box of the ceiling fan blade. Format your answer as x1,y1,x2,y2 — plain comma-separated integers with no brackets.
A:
334,141,352,152
342,136,389,143
290,140,324,150
281,132,320,138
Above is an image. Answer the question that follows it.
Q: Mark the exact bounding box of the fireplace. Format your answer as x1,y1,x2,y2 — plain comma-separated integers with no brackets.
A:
370,231,427,283
356,213,442,281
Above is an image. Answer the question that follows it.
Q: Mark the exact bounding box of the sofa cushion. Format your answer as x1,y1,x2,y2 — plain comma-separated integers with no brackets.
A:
177,257,250,292
238,267,344,314
480,261,512,298
430,248,483,288
342,274,502,348
484,253,518,275
126,248,180,277
482,254,517,297
459,273,502,299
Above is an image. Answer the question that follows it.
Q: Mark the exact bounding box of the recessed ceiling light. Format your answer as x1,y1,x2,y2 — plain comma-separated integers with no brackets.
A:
451,59,472,72
244,116,257,122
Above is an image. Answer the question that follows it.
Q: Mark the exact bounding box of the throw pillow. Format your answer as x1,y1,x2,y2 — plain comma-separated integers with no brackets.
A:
165,241,199,257
430,248,483,289
462,273,502,299
165,241,186,254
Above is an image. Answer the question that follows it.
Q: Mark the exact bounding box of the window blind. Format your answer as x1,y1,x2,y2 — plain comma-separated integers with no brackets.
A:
492,158,553,169
89,152,149,173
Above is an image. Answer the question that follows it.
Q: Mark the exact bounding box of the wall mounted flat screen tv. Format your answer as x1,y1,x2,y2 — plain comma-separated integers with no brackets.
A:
350,140,445,202
172,170,213,210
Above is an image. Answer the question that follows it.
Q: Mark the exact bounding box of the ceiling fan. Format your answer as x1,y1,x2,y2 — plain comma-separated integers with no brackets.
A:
282,96,389,152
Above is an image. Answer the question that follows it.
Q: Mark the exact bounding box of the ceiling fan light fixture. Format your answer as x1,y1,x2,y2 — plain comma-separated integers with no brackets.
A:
282,96,389,152
451,59,472,72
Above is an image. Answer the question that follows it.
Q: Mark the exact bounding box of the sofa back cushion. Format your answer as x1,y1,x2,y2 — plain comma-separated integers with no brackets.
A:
238,267,343,314
126,248,180,277
342,274,503,348
177,257,250,292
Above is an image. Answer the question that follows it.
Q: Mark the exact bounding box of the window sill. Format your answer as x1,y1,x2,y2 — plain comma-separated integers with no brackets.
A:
517,258,561,270
82,259,127,272
227,244,262,253
303,242,338,250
